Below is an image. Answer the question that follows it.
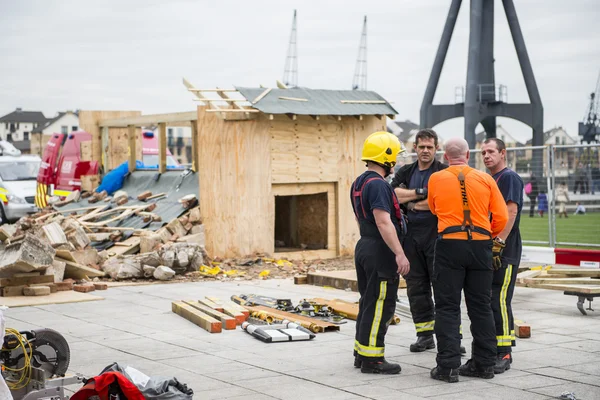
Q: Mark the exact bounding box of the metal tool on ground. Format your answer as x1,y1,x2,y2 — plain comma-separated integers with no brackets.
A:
1,328,84,400
241,320,315,343
238,294,294,311
244,305,340,333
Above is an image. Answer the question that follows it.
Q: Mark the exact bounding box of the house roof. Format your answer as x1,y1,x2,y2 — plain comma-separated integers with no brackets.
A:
32,112,65,133
11,140,31,152
234,87,398,116
476,125,524,146
0,109,47,124
525,126,577,145
392,120,419,143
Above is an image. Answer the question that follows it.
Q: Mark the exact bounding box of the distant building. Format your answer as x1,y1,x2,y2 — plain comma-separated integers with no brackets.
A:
474,125,525,171
0,108,48,153
30,111,80,156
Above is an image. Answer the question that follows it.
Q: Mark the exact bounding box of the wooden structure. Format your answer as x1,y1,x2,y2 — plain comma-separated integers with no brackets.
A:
187,80,397,259
79,110,200,190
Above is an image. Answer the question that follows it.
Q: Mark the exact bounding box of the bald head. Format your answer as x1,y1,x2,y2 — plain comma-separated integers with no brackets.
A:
444,137,469,164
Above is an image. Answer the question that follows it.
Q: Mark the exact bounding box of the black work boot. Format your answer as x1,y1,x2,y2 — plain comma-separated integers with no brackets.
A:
410,335,435,352
430,366,459,383
361,359,401,375
458,359,494,379
494,353,512,374
354,355,362,368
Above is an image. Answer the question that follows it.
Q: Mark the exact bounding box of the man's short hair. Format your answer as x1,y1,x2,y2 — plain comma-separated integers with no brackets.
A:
415,128,438,147
483,137,506,152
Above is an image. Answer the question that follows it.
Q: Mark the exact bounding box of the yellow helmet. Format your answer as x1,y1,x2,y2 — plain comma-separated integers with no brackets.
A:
361,131,406,168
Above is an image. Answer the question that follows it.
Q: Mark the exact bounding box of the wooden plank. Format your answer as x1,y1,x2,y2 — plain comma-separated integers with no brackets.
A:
80,141,93,161
55,257,105,279
516,270,543,285
1,286,25,297
197,298,224,313
544,269,600,278
183,300,236,330
0,275,54,287
0,290,103,307
81,175,100,192
158,122,167,174
171,302,222,333
279,96,308,102
98,111,197,128
128,124,136,173
514,320,531,338
530,283,600,294
252,87,272,104
205,296,249,321
522,277,600,285
106,237,140,256
190,120,199,173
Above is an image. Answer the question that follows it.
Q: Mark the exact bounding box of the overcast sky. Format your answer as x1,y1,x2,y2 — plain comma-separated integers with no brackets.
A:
1,0,598,143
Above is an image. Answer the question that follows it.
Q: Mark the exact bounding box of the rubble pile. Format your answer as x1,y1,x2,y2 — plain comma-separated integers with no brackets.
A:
0,190,355,296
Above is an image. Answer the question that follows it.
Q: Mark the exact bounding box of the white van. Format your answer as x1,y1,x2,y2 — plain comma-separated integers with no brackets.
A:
0,141,40,223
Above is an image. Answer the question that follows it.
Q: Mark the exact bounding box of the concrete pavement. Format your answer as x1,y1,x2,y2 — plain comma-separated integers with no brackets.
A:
4,278,600,399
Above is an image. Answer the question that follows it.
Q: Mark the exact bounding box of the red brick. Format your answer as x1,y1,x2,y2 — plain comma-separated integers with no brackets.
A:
93,283,108,290
73,284,95,293
55,282,73,291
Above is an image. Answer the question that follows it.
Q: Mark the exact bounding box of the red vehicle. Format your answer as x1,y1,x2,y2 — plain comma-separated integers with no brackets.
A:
35,131,181,208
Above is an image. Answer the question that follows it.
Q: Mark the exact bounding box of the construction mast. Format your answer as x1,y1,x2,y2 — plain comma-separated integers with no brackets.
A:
283,10,298,88
579,70,600,144
352,16,368,90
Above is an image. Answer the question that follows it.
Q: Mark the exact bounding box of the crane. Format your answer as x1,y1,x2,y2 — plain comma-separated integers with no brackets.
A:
579,70,600,144
283,10,298,88
352,16,367,90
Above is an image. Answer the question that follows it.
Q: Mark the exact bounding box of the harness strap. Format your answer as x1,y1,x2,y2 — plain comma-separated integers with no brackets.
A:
440,167,491,240
351,175,403,230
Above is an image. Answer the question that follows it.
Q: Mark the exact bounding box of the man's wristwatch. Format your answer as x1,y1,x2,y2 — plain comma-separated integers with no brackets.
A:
415,188,428,199
493,237,506,246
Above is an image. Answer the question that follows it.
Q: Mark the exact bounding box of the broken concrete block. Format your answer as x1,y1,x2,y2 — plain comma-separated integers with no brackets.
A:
156,228,172,244
62,219,90,250
137,191,153,201
188,207,201,224
42,222,68,247
87,233,112,242
153,266,175,281
31,283,57,293
23,286,51,296
190,224,204,235
72,249,99,267
162,250,176,268
73,284,95,293
179,194,197,209
166,219,187,238
143,265,157,278
101,252,161,280
177,251,189,268
44,260,66,283
93,283,108,290
0,224,17,242
0,233,56,277
140,234,162,253
113,190,127,199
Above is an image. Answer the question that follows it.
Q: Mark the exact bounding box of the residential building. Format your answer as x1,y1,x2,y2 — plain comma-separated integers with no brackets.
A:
0,108,47,153
474,124,525,171
30,111,80,156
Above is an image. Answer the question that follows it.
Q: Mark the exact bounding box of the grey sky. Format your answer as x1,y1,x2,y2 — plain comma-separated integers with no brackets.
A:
1,0,598,143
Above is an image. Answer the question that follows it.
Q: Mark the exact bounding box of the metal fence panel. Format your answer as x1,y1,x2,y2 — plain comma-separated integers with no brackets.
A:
394,143,600,248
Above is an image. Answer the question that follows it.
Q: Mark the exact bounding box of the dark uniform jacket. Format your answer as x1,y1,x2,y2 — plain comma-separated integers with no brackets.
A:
390,160,448,213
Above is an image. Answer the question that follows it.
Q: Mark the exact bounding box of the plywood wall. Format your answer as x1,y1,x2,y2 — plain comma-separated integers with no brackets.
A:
79,110,141,171
196,108,385,258
195,107,273,257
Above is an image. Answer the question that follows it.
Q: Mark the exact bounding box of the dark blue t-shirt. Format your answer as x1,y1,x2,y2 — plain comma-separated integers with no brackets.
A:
493,168,523,265
407,164,437,227
351,171,401,233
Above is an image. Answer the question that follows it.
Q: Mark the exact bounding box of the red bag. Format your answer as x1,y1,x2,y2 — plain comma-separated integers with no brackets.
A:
71,371,145,400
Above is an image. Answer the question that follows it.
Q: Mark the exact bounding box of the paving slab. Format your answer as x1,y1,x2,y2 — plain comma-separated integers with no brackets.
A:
3,278,600,399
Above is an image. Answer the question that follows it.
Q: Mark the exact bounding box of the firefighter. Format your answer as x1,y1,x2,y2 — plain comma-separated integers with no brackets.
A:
481,138,524,374
351,131,410,374
428,137,508,383
391,129,465,355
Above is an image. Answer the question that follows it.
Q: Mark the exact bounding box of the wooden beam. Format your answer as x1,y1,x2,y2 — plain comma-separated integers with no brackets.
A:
286,113,297,120
269,114,274,120
190,120,199,173
387,114,396,120
354,115,363,120
182,78,221,110
183,301,237,330
340,100,387,104
215,88,251,115
158,122,167,174
276,80,288,89
309,115,320,120
128,125,136,173
337,116,342,121
279,96,308,102
375,114,383,120
193,99,248,103
252,87,272,104
206,109,260,113
172,302,222,333
187,88,237,92
101,126,110,171
99,111,197,128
